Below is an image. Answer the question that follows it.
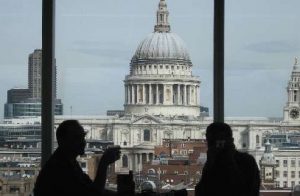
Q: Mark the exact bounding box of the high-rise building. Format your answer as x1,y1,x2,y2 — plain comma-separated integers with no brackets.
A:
4,49,62,118
28,49,42,99
28,49,57,99
6,88,30,104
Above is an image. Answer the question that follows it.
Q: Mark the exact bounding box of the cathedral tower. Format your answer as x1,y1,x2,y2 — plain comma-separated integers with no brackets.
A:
124,0,201,117
283,57,300,123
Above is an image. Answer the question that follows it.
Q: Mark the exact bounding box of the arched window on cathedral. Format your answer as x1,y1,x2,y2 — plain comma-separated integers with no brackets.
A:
122,155,128,168
256,135,260,145
144,129,151,141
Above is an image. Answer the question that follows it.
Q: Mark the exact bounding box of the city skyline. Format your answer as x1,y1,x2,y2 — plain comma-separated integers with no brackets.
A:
1,0,300,119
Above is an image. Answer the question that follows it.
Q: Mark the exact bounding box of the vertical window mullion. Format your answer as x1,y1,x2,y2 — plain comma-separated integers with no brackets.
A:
42,0,55,166
213,0,225,122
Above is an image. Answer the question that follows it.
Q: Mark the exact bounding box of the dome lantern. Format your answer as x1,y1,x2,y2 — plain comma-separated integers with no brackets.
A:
154,0,170,33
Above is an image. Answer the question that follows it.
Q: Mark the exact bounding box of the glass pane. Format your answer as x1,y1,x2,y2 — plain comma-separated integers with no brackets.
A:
56,0,212,194
0,1,42,195
226,0,300,189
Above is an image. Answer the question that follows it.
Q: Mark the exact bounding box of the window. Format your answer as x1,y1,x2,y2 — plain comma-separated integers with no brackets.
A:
292,181,295,188
284,171,288,177
148,169,155,174
1,0,42,168
291,160,296,167
7,1,300,192
144,129,150,141
122,155,128,168
256,135,259,145
292,171,295,178
283,160,288,167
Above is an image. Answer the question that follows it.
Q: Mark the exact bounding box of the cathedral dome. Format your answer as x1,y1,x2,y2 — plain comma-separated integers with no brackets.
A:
133,32,191,61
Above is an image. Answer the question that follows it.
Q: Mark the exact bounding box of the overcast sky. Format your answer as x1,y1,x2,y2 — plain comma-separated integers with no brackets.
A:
1,0,300,119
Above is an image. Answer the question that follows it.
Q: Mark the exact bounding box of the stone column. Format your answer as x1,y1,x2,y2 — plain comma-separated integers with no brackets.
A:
194,85,197,105
177,84,180,105
143,84,146,104
156,84,159,105
162,84,165,104
135,154,138,171
137,84,140,103
127,85,130,104
124,85,127,104
183,85,187,105
186,85,189,105
197,85,200,105
149,84,152,104
189,85,192,105
131,85,135,104
139,154,143,169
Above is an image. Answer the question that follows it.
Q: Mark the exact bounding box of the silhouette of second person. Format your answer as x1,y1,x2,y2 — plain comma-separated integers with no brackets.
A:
195,122,260,196
34,120,121,196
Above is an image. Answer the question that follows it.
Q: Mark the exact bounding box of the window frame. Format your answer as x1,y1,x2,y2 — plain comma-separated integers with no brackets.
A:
41,0,225,163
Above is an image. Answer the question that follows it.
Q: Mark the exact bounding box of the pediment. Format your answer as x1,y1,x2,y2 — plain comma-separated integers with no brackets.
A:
131,115,161,124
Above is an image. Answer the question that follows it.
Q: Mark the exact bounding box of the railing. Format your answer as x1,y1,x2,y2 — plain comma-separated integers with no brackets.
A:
125,74,200,81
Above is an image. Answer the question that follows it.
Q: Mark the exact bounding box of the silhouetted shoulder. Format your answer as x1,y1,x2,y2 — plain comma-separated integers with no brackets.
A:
234,151,261,196
235,151,255,161
34,149,98,196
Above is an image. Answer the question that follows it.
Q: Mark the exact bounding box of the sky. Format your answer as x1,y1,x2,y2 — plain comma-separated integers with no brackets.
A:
0,0,300,119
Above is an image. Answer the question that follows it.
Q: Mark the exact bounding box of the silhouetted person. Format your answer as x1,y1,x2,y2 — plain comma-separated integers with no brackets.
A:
195,122,260,196
34,120,121,196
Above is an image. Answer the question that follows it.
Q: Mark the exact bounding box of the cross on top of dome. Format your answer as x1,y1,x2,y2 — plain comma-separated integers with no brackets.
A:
154,0,171,33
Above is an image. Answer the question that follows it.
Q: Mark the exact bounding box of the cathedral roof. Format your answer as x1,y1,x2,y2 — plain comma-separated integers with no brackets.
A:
133,32,190,61
131,0,191,64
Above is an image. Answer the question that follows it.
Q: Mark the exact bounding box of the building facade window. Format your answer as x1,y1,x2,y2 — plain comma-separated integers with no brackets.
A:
144,129,150,141
256,135,259,145
122,154,128,168
292,181,295,188
283,160,288,167
291,160,296,167
284,171,288,177
292,171,295,178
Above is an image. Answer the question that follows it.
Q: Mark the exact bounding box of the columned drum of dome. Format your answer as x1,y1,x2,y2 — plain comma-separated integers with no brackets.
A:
124,0,201,117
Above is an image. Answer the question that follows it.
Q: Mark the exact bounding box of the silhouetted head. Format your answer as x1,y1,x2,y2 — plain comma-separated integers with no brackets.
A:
56,120,86,156
205,122,234,149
